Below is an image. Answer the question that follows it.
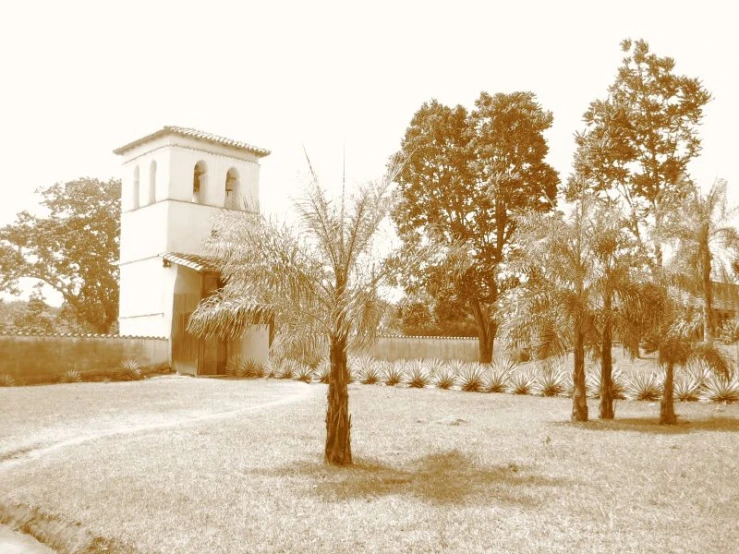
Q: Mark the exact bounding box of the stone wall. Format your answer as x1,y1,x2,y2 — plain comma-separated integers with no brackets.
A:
0,334,169,385
359,335,480,362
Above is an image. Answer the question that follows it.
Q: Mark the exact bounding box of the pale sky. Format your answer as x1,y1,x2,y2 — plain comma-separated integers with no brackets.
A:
1,1,737,249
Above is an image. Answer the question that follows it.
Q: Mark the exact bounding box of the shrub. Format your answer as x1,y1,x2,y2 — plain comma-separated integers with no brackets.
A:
358,359,381,385
117,359,143,381
586,368,626,400
383,361,404,387
459,363,485,392
407,360,431,389
534,365,566,397
701,374,739,404
0,373,16,387
60,369,82,384
625,371,662,401
674,374,702,402
295,364,314,383
278,359,300,380
425,358,445,377
510,370,535,395
226,357,265,378
317,360,330,384
434,366,457,390
485,358,517,393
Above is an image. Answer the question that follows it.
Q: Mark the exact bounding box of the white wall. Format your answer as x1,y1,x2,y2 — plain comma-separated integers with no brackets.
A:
231,324,270,364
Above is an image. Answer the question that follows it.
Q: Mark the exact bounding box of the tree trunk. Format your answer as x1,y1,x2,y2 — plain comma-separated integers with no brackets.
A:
660,361,677,425
470,299,495,363
571,323,588,422
702,246,714,342
599,294,615,419
325,334,352,465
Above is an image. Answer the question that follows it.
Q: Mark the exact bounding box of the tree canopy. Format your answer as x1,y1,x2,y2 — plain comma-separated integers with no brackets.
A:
0,177,121,334
390,92,559,362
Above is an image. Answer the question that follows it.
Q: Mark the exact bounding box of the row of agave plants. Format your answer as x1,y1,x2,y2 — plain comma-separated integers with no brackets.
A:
225,355,739,404
0,359,151,387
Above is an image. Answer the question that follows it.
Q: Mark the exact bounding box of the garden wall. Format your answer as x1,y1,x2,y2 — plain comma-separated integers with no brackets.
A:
0,333,169,385
359,335,480,362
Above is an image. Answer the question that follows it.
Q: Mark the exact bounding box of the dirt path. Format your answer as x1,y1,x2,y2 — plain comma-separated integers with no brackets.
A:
0,382,320,471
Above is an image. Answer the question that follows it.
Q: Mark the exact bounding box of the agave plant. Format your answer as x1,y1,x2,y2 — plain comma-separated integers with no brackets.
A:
674,374,702,402
383,361,405,387
295,363,314,383
61,369,82,384
358,359,381,385
278,359,300,380
0,373,17,387
118,359,143,381
407,360,431,389
625,371,662,401
510,369,536,395
316,359,330,384
459,363,485,392
701,374,739,403
534,365,566,397
425,358,445,378
434,365,457,390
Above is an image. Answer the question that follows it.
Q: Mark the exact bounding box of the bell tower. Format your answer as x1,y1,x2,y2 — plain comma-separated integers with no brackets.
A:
113,126,270,365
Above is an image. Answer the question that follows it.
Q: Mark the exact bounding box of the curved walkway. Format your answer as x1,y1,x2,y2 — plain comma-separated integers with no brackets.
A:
1,381,320,470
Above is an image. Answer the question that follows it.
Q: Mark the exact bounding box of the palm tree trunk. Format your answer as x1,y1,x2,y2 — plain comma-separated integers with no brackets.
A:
470,299,495,363
572,322,588,422
703,248,714,342
325,334,352,465
659,361,677,425
599,294,615,419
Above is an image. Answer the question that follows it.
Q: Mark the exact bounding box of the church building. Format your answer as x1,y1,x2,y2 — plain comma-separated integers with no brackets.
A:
114,126,271,375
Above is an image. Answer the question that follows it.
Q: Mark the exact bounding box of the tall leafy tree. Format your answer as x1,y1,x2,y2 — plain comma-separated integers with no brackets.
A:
661,179,739,342
0,178,121,333
570,38,712,269
188,163,414,465
391,93,559,362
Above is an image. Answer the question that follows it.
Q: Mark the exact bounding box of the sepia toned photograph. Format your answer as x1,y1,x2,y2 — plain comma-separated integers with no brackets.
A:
1,1,737,552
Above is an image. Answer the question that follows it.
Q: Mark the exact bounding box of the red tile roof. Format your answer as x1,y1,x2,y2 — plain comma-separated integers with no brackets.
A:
113,126,271,157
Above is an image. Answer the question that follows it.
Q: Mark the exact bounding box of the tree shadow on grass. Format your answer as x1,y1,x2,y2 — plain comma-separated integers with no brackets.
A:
567,416,739,435
255,450,565,506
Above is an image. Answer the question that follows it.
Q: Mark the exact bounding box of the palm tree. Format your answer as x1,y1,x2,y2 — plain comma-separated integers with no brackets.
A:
503,197,643,421
632,280,731,424
661,179,739,342
188,160,404,465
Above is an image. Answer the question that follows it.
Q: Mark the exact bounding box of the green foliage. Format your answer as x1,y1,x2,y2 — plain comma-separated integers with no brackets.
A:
570,39,710,205
389,93,559,361
0,178,121,333
117,359,143,382
626,371,662,401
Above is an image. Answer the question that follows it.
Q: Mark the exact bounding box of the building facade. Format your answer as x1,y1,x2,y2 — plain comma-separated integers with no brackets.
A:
114,126,271,374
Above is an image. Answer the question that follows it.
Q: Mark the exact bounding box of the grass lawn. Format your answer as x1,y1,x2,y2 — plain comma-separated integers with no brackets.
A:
1,376,738,553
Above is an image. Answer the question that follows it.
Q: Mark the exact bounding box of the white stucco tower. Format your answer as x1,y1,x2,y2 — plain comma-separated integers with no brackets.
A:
114,126,271,374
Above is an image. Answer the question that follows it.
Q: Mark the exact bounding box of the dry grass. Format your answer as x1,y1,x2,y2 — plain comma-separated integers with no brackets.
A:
1,378,738,553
